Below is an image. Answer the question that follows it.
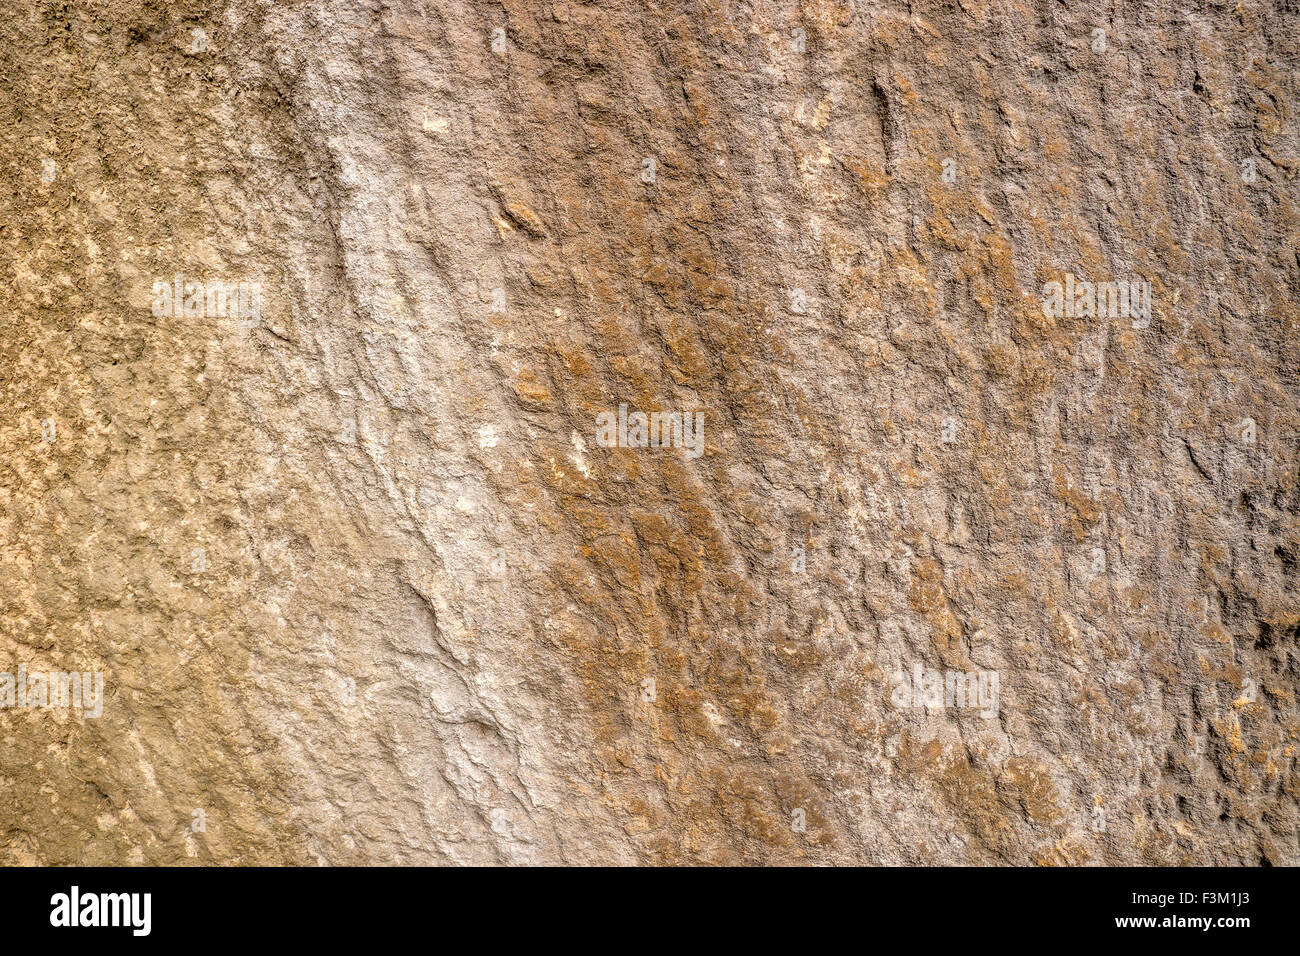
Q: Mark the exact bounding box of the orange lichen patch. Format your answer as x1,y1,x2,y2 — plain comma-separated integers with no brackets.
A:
908,558,964,662
1070,674,1111,716
641,262,680,309
1046,604,1079,649
896,731,945,774
664,486,725,563
929,758,1016,860
657,317,712,382
1202,619,1233,644
585,532,642,591
567,505,616,539
840,154,890,197
512,368,553,408
1032,837,1092,867
1267,610,1300,642
1210,713,1248,757
982,341,1018,380
1049,466,1103,540
502,200,547,238
1197,652,1244,687
1000,757,1063,826
728,688,783,739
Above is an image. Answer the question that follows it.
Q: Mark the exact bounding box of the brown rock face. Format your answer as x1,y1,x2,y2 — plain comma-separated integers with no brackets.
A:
2,0,1297,865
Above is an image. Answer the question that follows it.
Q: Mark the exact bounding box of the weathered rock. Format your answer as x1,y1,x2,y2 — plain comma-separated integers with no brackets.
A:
1,0,1297,865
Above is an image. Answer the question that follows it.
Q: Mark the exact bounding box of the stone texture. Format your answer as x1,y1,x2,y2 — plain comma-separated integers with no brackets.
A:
1,0,1297,865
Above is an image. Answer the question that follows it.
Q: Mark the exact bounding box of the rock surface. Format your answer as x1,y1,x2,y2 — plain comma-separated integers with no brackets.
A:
1,0,1298,865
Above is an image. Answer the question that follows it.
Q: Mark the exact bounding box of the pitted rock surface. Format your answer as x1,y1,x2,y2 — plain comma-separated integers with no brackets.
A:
2,0,1297,864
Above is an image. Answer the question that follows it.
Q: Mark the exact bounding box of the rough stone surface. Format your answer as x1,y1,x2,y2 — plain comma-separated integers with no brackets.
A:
2,0,1298,865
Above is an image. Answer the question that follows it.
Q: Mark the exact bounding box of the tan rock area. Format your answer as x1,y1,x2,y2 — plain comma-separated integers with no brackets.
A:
1,0,1298,865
